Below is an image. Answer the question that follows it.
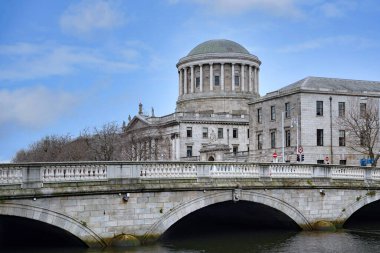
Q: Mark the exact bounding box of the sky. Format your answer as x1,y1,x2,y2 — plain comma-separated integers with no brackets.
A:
1,0,380,162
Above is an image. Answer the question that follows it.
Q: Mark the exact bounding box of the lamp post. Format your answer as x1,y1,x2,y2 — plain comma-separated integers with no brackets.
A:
291,116,299,159
282,111,285,163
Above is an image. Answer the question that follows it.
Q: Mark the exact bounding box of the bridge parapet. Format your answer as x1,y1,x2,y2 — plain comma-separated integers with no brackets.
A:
0,162,380,189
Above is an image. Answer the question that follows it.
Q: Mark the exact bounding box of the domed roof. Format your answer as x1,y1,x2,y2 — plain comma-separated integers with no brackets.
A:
188,39,250,56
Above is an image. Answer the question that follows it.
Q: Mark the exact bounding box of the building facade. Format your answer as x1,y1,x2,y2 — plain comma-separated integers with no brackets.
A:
249,77,380,165
124,39,260,161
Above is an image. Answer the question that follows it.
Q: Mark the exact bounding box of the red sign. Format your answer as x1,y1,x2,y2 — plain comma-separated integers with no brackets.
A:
325,156,329,161
273,152,278,158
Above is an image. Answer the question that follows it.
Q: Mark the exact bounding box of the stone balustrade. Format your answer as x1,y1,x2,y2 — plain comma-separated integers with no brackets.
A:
1,162,380,187
42,164,107,182
0,167,22,184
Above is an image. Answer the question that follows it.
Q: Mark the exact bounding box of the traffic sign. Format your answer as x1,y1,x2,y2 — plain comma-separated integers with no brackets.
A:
273,152,278,158
298,146,304,154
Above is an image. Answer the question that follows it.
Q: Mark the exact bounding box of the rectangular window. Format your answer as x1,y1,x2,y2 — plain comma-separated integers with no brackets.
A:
338,102,345,117
186,146,192,157
218,128,223,139
195,77,200,88
233,146,238,154
317,129,324,146
360,103,366,117
257,108,262,123
340,160,347,165
233,128,238,138
187,127,192,137
285,130,291,147
316,101,323,116
247,128,250,139
257,134,263,150
270,106,276,121
234,75,240,86
202,127,208,139
270,131,276,148
339,130,345,146
285,103,290,118
214,75,220,86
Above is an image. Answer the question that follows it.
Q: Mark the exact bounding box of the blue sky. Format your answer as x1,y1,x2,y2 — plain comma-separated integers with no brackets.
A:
1,0,380,162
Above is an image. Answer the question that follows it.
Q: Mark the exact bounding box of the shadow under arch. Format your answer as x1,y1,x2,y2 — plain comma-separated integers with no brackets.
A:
338,193,380,227
0,203,106,248
143,190,312,243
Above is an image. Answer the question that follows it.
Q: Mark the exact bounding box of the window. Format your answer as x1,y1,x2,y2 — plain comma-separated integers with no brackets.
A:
317,160,324,164
233,128,238,138
214,75,220,86
340,160,347,165
339,130,345,146
360,103,366,117
187,127,192,137
257,108,262,123
270,131,276,148
360,131,366,146
218,128,223,139
195,77,200,88
285,103,290,118
202,127,208,139
270,106,276,121
317,129,324,146
257,134,263,150
285,130,291,147
338,102,345,117
186,146,192,157
316,101,323,116
234,75,240,86
233,146,238,154
247,128,249,139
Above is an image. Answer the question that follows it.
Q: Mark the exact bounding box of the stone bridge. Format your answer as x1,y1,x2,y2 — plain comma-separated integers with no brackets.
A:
1,161,380,247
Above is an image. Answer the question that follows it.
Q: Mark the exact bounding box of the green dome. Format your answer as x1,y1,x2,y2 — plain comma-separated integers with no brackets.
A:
188,39,250,56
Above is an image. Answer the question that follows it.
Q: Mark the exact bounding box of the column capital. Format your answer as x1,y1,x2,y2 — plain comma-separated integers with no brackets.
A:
209,62,213,66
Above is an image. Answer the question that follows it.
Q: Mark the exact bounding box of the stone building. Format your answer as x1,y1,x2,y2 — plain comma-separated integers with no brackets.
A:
249,77,380,165
123,39,261,161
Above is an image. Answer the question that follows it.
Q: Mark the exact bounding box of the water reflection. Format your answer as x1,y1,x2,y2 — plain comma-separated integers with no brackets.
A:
3,230,380,253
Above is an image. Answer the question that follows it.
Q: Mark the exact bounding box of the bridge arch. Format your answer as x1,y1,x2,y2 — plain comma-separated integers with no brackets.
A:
337,193,380,225
0,203,106,248
143,190,312,243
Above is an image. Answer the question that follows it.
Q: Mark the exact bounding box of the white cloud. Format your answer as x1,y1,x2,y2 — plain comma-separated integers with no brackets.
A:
60,0,125,36
278,36,378,53
0,86,78,129
0,42,137,81
177,0,304,18
318,1,357,18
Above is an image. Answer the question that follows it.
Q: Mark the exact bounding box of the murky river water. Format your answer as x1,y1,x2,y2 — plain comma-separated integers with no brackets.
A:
3,230,380,253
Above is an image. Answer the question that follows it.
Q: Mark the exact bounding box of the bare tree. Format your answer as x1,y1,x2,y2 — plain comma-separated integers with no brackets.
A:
337,98,380,166
12,134,72,162
83,122,122,161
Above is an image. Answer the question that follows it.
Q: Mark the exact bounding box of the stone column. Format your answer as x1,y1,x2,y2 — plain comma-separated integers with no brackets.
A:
256,68,260,93
175,135,180,160
209,63,213,91
221,63,225,91
199,64,203,92
254,67,257,92
184,67,187,94
249,65,252,92
179,69,183,96
232,63,235,91
190,65,194,93
241,64,245,92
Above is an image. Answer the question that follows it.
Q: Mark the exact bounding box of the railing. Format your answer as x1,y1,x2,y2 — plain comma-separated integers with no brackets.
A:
42,164,107,182
140,163,197,179
270,165,313,178
210,164,259,178
1,162,380,187
0,167,22,184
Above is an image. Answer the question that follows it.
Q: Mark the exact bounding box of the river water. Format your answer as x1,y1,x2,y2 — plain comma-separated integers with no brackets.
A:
3,230,380,253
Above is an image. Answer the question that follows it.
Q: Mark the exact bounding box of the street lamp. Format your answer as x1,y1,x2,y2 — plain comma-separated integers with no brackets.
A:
281,107,298,163
291,116,299,160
